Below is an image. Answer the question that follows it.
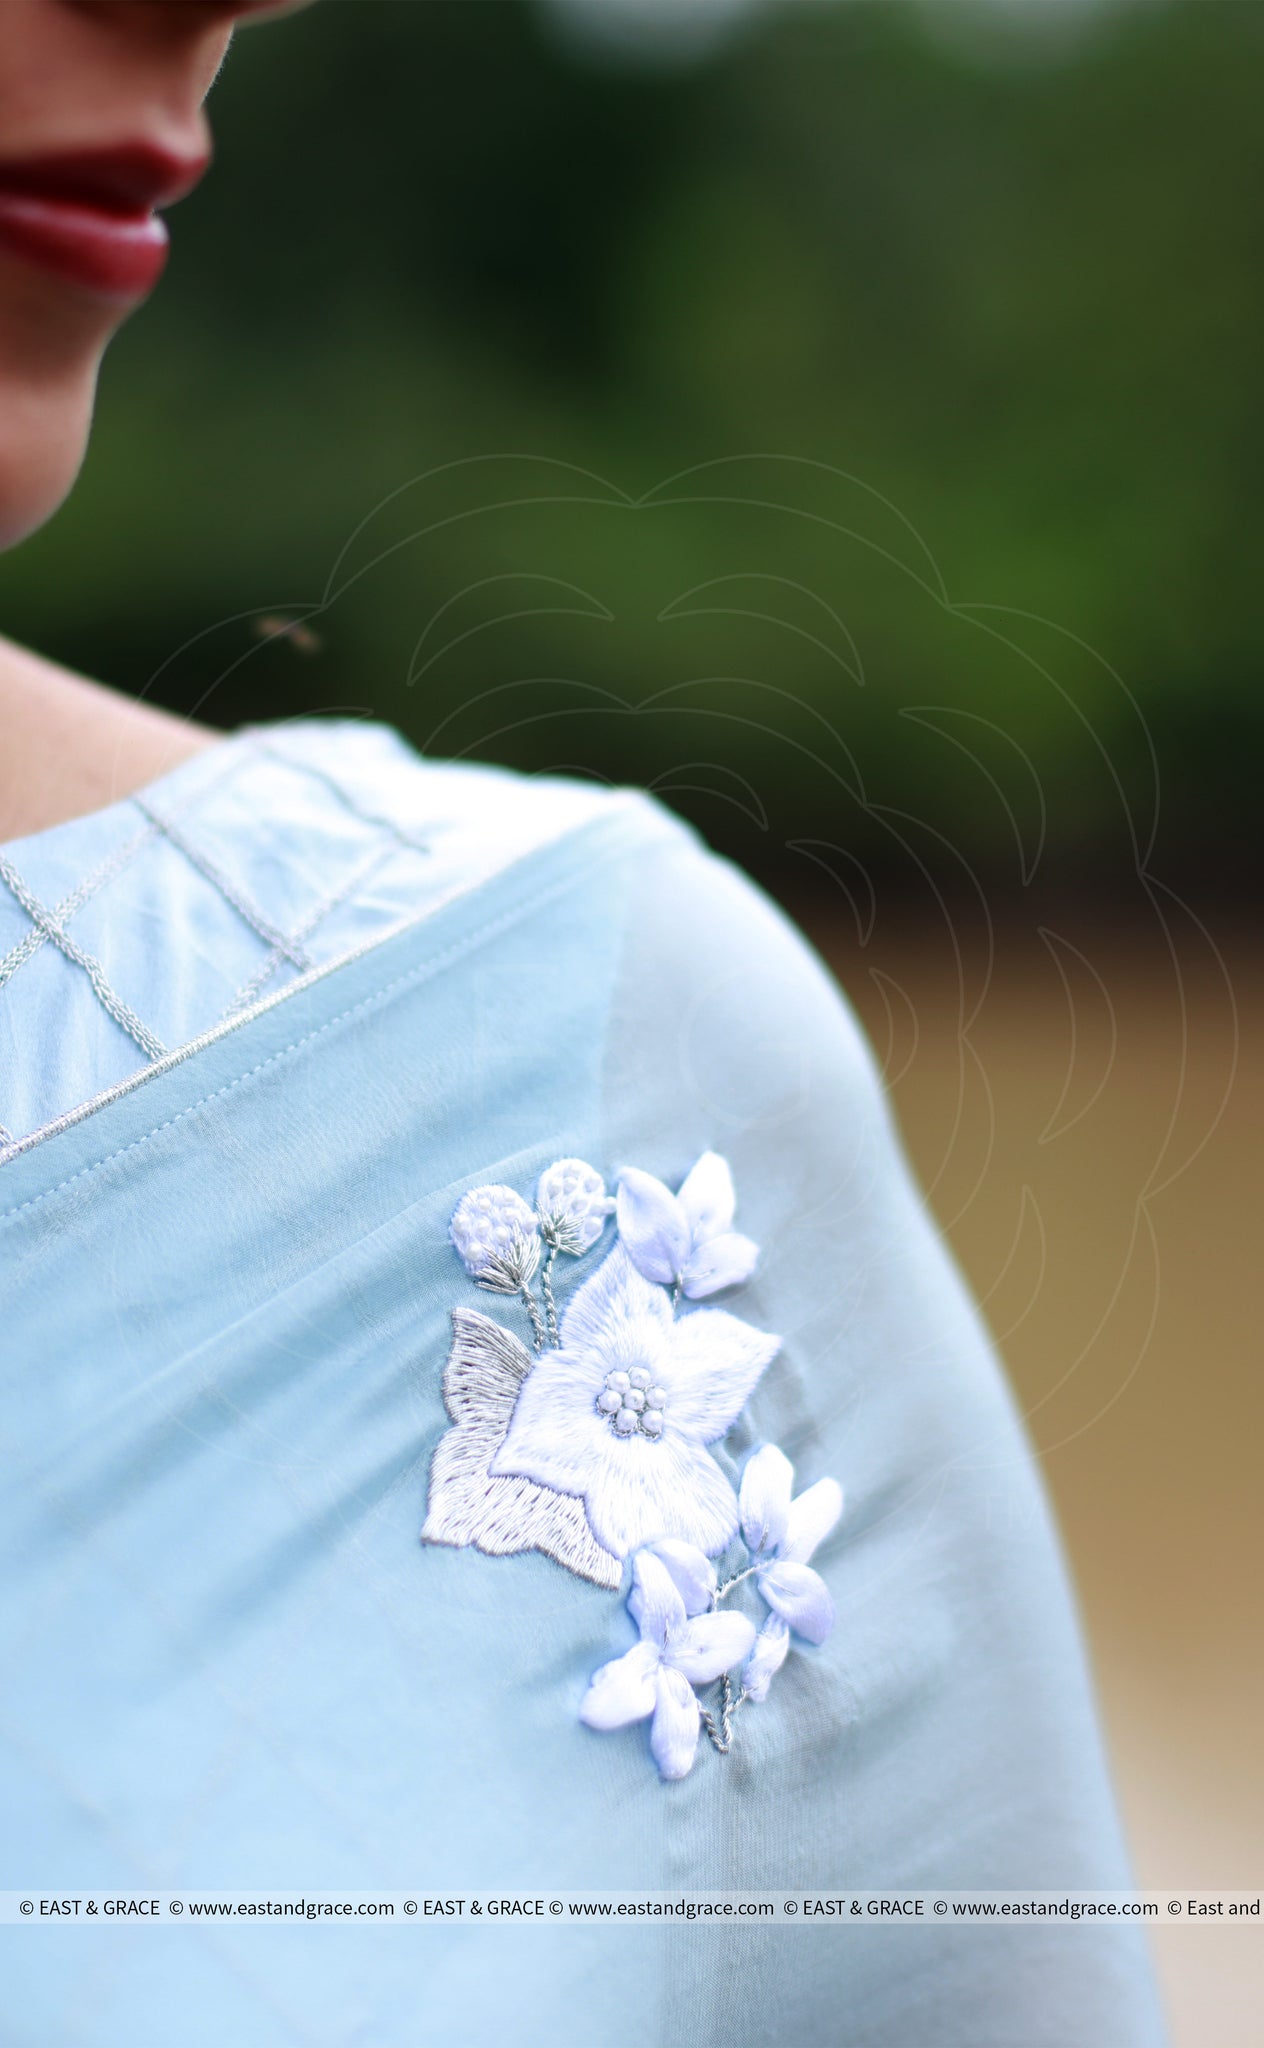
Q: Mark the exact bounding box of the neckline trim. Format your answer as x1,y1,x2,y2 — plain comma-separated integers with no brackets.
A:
0,788,681,1190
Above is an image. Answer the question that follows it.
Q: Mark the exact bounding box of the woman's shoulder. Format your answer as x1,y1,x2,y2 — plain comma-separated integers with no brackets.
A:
253,715,641,863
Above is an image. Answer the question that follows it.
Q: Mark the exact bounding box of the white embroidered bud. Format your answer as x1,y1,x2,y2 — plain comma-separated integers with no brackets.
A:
535,1157,615,1256
450,1186,541,1293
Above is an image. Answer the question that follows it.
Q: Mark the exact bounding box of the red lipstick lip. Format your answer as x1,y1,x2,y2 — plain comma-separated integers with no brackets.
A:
0,142,209,300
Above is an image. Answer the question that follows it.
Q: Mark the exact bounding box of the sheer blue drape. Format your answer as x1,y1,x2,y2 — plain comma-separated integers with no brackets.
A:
0,765,1165,2045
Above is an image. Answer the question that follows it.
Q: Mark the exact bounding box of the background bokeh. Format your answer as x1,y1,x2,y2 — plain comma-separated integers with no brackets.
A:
3,1,1258,2037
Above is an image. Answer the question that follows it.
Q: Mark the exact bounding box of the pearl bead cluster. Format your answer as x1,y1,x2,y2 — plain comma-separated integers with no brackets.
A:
595,1365,667,1440
449,1183,540,1288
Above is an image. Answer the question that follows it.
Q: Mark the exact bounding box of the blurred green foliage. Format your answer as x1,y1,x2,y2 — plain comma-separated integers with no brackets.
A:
3,0,1259,897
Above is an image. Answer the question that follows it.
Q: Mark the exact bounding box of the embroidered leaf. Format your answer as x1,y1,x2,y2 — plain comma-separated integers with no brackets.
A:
439,1308,532,1429
422,1308,622,1591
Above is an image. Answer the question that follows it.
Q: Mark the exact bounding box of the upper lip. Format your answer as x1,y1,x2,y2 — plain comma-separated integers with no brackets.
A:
0,141,210,218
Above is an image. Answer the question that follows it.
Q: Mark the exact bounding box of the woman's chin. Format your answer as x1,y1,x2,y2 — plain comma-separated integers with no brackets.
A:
0,362,98,550
0,243,127,548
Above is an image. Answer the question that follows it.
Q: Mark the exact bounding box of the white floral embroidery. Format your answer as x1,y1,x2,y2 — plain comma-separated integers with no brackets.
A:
489,1243,778,1560
616,1151,759,1299
580,1548,755,1780
535,1158,615,1255
579,1449,843,1772
450,1185,541,1293
422,1150,843,1779
422,1308,621,1589
738,1443,843,1647
742,1615,791,1704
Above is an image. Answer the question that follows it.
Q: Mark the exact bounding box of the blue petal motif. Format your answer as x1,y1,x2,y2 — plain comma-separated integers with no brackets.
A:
758,1560,835,1646
743,1616,791,1704
617,1153,760,1299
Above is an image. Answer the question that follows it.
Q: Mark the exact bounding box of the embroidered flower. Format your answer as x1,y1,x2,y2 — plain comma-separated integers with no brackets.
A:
739,1444,843,1646
742,1615,791,1704
450,1185,541,1293
490,1242,779,1559
616,1152,759,1300
427,1155,842,1775
580,1548,755,1779
535,1158,615,1256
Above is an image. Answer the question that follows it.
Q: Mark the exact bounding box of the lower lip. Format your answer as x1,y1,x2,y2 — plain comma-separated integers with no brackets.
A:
0,191,169,299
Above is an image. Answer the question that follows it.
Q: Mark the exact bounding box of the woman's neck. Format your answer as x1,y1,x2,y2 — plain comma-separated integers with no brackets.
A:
0,634,223,843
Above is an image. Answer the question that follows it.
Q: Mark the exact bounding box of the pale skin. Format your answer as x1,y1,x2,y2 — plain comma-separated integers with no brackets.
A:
0,0,310,843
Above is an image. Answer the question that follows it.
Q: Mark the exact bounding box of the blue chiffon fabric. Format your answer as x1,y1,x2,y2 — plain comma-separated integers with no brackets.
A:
0,727,1166,2045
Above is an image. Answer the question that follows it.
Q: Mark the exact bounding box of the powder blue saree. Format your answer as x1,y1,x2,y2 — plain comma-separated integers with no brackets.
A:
0,785,1165,2044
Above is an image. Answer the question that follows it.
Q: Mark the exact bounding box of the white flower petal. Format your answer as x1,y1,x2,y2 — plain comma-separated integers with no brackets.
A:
582,1432,741,1561
681,1230,759,1300
758,1560,835,1645
627,1549,688,1647
558,1241,673,1360
645,1538,717,1618
677,1151,737,1242
668,1609,757,1685
743,1615,791,1704
616,1168,690,1286
650,1665,702,1780
658,1308,779,1444
781,1476,844,1566
739,1443,795,1556
580,1641,660,1730
489,1348,612,1497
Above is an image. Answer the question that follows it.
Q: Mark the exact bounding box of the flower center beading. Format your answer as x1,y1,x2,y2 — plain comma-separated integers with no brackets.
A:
595,1365,667,1440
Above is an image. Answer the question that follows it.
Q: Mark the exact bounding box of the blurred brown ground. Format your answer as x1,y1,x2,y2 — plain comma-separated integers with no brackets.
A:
799,899,1262,2048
